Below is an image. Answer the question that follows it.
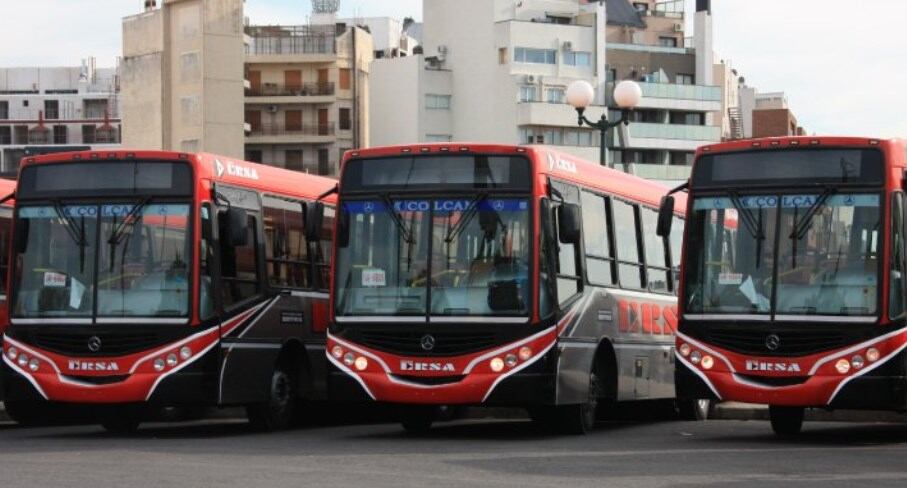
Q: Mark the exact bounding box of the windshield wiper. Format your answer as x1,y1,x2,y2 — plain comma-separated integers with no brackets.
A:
380,194,414,244
789,187,836,241
727,192,765,241
445,192,489,244
52,200,88,273
107,198,152,272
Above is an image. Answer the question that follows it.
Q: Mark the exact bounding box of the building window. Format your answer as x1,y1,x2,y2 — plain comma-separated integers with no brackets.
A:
317,148,330,175
670,111,704,125
676,73,694,85
546,87,565,104
519,86,537,103
670,151,694,166
52,125,67,144
285,150,304,171
246,149,263,163
13,125,28,144
0,101,7,119
0,126,10,144
425,134,452,143
425,94,451,109
339,68,352,90
81,125,96,144
44,100,59,120
339,108,352,130
514,47,556,65
499,48,508,65
564,51,592,67
658,37,678,48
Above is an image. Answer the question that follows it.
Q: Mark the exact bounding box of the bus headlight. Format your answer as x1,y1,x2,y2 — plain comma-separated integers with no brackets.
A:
354,356,368,371
17,354,28,368
518,347,532,361
331,346,344,359
490,357,505,372
166,353,178,367
7,347,18,360
343,353,355,366
690,351,702,365
679,344,691,357
867,348,880,362
700,355,714,370
180,346,192,360
154,358,166,371
835,359,851,374
851,355,865,370
505,354,518,368
28,359,39,372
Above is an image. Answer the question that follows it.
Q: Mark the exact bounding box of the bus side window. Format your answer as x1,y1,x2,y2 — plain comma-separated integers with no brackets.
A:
669,216,685,294
890,193,905,318
218,211,261,309
0,208,10,300
539,198,555,319
315,206,335,290
263,196,310,289
640,207,670,293
551,180,582,305
612,199,644,290
199,203,215,320
581,191,614,286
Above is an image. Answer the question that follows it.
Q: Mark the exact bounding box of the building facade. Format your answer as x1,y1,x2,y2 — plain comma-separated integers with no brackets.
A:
121,0,246,159
243,15,373,176
0,60,121,177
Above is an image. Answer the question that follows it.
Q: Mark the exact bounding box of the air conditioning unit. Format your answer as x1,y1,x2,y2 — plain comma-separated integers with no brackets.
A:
437,45,448,54
525,75,536,84
562,41,573,51
673,23,684,32
267,105,278,113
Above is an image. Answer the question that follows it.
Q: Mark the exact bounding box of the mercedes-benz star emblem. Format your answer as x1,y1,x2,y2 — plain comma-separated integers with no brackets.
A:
420,334,436,352
87,336,103,353
765,334,781,352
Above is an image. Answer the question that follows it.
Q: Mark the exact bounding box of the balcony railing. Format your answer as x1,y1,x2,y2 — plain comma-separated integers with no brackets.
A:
635,82,722,102
629,122,721,141
607,42,692,55
247,123,336,137
247,82,335,97
0,134,11,144
245,25,337,56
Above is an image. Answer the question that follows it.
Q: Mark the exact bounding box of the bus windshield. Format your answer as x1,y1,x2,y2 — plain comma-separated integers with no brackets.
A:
334,198,531,318
14,202,192,319
685,193,881,317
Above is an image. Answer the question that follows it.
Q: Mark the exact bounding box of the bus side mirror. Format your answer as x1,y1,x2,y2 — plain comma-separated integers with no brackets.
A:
557,203,581,244
656,196,675,238
305,201,325,241
226,207,249,247
14,218,29,254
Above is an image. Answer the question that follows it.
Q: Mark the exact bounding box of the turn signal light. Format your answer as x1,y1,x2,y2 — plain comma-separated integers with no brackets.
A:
867,348,880,362
354,356,368,371
700,355,714,370
518,347,532,361
490,357,505,372
835,359,851,374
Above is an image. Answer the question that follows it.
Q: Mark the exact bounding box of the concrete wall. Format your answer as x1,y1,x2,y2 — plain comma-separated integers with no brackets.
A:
370,56,422,146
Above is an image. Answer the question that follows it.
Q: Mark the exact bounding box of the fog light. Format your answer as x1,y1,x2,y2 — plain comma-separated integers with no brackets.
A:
700,355,714,370
28,358,39,372
343,352,355,366
851,355,865,370
835,358,851,374
17,354,28,368
518,346,532,361
690,351,702,365
354,356,368,371
153,358,166,371
505,354,518,368
180,346,192,360
679,343,691,357
166,353,178,367
490,357,505,372
867,348,880,362
331,345,343,359
7,347,18,360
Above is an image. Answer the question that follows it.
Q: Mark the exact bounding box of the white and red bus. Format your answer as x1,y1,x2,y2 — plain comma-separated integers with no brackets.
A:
0,178,17,322
326,143,695,434
1,150,337,431
662,136,907,435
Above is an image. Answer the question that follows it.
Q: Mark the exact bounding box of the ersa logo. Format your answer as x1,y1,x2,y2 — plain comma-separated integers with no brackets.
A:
745,360,801,373
547,153,578,174
68,360,120,372
617,300,678,336
400,360,456,372
215,159,260,180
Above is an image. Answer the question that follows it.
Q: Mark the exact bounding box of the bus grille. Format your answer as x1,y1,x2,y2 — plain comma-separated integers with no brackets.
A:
356,330,498,356
705,328,849,357
31,331,171,357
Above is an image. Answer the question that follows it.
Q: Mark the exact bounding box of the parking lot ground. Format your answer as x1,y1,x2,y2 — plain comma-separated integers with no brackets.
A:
1,415,907,488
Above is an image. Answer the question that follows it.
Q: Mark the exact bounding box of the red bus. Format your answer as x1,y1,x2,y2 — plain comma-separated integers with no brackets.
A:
0,178,17,322
326,143,696,434
1,150,337,431
661,136,907,435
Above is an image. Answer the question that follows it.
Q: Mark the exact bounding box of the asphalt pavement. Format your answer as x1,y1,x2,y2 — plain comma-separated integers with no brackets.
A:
1,414,907,488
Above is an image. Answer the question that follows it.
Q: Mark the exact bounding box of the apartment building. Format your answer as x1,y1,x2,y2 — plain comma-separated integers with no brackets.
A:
337,17,420,59
0,59,121,176
370,0,722,181
243,11,373,176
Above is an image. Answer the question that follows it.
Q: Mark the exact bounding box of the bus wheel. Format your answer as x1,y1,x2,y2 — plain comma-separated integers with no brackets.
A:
401,406,436,433
554,371,600,435
4,400,47,427
769,406,804,436
247,366,296,431
100,406,144,434
677,399,712,421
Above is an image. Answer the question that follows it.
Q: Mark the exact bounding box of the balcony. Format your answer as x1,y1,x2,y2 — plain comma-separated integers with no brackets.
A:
245,123,336,145
245,25,337,63
607,42,692,55
609,82,722,112
620,122,721,151
245,82,336,104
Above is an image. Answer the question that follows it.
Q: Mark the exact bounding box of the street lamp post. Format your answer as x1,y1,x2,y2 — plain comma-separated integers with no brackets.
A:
566,79,642,169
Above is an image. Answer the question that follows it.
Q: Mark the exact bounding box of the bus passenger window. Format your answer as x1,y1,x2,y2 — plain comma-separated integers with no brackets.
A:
581,191,614,286
891,193,905,318
219,212,261,309
315,206,335,290
670,217,685,294
551,181,582,305
641,207,670,293
199,203,215,320
613,199,644,290
263,197,310,289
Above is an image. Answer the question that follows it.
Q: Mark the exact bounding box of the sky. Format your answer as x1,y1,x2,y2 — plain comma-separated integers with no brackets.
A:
0,0,903,138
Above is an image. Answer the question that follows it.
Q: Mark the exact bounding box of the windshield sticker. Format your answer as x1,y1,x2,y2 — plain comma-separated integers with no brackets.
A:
362,268,387,287
718,272,743,285
70,277,86,309
43,271,67,288
695,194,878,210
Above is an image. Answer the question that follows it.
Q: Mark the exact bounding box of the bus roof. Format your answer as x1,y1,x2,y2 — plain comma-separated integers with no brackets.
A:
19,149,338,204
342,143,684,213
697,136,907,166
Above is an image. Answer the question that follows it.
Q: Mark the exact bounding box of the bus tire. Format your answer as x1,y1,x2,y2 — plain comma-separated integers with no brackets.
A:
100,405,144,434
553,371,600,435
769,406,804,436
247,366,296,431
676,399,712,421
400,406,436,433
4,400,47,427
